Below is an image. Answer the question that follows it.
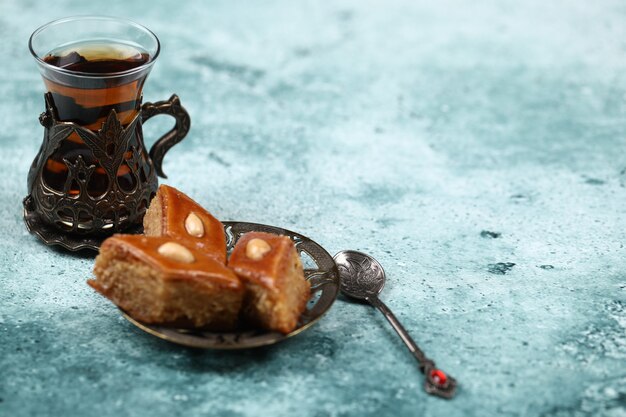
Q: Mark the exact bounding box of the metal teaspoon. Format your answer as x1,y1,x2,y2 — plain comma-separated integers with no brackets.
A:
333,250,457,399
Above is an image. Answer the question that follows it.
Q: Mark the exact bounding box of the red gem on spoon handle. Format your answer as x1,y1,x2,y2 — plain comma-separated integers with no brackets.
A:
425,367,457,398
430,369,448,386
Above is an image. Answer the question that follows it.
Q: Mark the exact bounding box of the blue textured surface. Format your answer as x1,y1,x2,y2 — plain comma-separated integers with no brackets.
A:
1,1,626,416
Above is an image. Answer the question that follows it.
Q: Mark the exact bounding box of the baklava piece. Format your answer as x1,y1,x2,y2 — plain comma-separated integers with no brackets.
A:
88,235,243,330
143,184,227,263
228,232,310,334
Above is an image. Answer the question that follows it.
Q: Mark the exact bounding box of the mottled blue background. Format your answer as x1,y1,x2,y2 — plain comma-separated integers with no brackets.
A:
1,1,625,416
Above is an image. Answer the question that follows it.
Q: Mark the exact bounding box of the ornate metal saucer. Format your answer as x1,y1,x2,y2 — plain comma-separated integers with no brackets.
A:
122,221,340,349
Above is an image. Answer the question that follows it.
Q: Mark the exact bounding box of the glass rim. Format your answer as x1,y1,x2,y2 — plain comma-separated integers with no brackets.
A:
28,15,161,79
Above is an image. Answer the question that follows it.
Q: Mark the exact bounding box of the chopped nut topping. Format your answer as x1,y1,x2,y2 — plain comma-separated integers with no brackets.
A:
157,242,195,263
184,212,205,237
246,238,271,260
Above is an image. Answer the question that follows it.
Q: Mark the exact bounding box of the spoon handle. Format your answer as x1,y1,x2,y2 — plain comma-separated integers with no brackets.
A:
367,295,457,399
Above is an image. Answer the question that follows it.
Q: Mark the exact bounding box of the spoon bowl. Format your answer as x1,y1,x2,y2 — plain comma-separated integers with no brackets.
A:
334,250,385,300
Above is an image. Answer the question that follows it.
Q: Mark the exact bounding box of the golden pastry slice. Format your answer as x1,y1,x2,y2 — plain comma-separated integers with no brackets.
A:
88,235,243,330
228,232,310,334
143,184,226,263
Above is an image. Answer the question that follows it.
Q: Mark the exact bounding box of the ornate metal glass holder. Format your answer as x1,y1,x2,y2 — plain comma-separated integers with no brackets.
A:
23,93,190,251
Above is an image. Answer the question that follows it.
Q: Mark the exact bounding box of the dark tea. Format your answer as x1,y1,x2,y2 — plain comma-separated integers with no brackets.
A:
41,41,153,197
43,42,149,74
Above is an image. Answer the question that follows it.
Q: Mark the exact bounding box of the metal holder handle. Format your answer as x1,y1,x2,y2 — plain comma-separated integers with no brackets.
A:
142,94,191,179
